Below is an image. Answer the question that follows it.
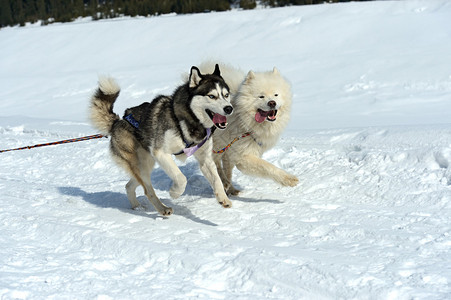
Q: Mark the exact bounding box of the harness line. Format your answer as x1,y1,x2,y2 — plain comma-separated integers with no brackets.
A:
0,127,252,155
212,132,252,154
0,134,107,154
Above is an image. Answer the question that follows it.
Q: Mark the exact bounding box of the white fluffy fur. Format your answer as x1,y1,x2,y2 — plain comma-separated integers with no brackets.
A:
98,76,120,95
199,61,299,196
89,77,121,135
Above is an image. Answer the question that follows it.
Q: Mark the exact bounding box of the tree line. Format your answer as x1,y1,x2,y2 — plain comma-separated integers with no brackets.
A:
1,0,374,28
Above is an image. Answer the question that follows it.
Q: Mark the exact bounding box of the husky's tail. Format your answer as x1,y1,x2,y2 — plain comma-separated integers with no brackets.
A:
89,77,121,135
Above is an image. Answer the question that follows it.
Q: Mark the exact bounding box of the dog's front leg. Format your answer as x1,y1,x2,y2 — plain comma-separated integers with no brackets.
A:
153,150,187,199
236,154,299,187
221,154,241,196
195,148,232,208
213,153,233,190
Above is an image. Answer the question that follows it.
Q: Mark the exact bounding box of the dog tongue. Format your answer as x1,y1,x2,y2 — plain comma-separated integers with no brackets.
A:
255,110,269,123
213,113,227,124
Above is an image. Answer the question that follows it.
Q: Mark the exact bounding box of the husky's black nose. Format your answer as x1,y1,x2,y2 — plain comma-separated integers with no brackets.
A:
268,101,277,108
223,106,233,115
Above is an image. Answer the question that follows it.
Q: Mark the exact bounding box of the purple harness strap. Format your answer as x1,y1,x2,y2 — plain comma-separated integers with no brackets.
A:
182,128,211,157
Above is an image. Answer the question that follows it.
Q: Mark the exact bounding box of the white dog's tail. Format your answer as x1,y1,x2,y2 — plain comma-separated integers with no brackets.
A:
89,77,121,135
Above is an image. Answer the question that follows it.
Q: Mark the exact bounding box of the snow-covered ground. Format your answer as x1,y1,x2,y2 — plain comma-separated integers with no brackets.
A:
1,0,451,299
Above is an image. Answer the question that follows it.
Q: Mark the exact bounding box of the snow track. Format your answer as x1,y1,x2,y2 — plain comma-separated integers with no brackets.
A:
1,123,450,299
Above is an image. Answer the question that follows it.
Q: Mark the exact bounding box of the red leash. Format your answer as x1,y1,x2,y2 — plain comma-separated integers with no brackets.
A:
0,134,107,153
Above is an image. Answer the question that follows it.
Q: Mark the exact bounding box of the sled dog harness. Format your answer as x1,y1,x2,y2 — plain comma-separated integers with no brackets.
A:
212,132,252,154
124,114,140,129
176,128,212,157
124,112,211,157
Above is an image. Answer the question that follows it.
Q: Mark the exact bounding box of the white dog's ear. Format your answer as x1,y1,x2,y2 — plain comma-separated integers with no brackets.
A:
245,70,255,83
189,66,202,88
272,67,280,75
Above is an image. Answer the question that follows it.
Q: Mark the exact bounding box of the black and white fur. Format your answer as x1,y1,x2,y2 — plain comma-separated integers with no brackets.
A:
89,65,233,216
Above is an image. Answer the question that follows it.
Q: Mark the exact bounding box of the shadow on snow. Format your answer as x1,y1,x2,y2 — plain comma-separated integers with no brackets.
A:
57,185,218,226
58,161,281,226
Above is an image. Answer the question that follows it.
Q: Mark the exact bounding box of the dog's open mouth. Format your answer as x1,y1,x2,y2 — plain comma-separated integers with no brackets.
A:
255,109,277,123
206,109,228,129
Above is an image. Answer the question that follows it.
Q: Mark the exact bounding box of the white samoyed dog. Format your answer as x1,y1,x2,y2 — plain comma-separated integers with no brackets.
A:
198,62,299,197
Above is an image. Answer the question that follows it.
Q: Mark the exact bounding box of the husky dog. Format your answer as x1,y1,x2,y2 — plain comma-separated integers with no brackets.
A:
199,62,299,196
89,65,233,216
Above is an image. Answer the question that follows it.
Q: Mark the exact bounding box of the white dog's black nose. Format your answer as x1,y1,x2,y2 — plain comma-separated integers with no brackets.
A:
268,101,277,109
223,106,233,115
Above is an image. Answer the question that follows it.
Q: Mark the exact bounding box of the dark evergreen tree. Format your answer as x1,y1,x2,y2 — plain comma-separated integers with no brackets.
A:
36,0,47,23
12,0,26,26
0,0,13,27
240,0,256,10
0,0,378,28
74,0,85,18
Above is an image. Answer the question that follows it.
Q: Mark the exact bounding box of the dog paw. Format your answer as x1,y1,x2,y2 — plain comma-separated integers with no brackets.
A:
279,173,299,187
151,200,173,216
159,206,173,216
226,186,241,196
218,198,232,208
169,176,187,199
286,174,299,187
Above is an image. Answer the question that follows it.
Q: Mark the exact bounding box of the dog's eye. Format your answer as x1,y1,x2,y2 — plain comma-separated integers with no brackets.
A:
224,93,229,98
274,94,278,97
208,95,216,99
259,95,265,99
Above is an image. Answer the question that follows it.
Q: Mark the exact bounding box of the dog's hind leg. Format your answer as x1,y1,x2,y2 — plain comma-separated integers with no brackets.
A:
111,149,142,209
131,169,173,216
135,149,173,216
120,149,172,216
125,178,141,209
236,154,299,187
110,131,172,215
152,150,187,199
125,148,157,210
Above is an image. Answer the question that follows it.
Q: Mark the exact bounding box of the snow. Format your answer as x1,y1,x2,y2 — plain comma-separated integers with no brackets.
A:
1,0,451,299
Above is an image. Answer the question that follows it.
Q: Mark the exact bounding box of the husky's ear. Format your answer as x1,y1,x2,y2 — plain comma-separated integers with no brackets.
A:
189,66,202,88
244,70,255,83
272,67,280,75
213,64,221,76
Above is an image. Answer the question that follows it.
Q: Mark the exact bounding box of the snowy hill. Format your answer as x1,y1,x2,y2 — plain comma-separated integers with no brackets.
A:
1,1,451,299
